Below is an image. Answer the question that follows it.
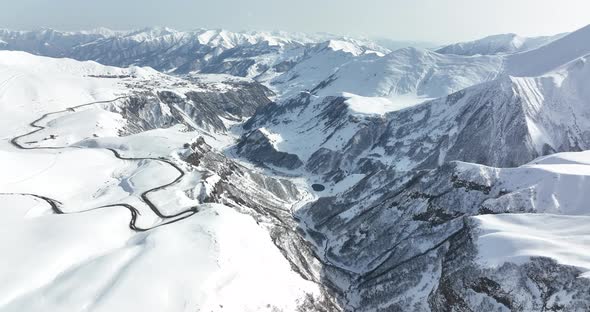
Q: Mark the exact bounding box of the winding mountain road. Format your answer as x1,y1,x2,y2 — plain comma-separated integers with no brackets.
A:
4,97,199,232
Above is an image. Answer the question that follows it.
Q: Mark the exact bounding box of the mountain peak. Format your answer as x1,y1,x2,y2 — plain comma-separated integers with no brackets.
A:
506,23,590,76
437,32,562,56
125,26,179,39
315,39,366,56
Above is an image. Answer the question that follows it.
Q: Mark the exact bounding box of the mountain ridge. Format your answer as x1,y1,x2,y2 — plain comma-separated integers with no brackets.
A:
2,23,590,312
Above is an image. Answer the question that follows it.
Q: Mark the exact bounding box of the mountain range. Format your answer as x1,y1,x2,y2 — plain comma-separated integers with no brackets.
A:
1,24,590,311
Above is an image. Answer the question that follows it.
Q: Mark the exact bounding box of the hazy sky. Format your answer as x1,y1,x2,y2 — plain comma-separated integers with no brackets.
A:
2,0,590,43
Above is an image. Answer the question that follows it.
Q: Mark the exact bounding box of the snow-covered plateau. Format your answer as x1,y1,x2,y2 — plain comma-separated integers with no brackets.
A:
1,24,590,311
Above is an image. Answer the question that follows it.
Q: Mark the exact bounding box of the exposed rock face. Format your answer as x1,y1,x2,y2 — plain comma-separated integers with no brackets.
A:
236,129,303,170
232,73,590,310
243,92,315,131
244,68,590,179
6,25,590,312
104,79,273,134
218,31,590,310
0,28,304,76
180,137,344,311
0,28,389,80
306,148,343,175
243,93,388,176
367,79,536,170
431,253,590,312
295,160,590,311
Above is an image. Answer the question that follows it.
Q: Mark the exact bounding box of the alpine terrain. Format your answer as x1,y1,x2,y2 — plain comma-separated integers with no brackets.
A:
1,22,590,312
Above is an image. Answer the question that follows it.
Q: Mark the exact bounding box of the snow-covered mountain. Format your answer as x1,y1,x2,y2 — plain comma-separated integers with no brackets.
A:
0,51,338,311
0,28,113,56
270,46,503,100
242,24,590,173
238,46,506,171
506,24,590,76
437,32,566,56
296,151,590,310
236,23,590,310
0,27,390,80
2,22,590,312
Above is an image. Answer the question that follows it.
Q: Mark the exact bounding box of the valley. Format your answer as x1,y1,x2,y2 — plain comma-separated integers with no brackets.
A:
1,23,590,311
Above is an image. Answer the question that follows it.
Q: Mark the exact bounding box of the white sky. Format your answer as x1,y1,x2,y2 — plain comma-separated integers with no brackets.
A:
2,0,589,43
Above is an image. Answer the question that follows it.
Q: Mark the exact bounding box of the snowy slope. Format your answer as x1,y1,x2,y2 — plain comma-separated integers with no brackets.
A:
3,22,590,312
0,50,275,145
243,24,590,178
272,46,503,100
240,47,506,169
437,32,565,56
0,52,327,311
471,151,590,277
0,27,390,80
0,28,113,57
506,24,590,76
0,202,317,312
261,24,590,150
294,147,590,311
474,214,590,277
240,24,590,310
0,51,153,138
455,151,590,276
